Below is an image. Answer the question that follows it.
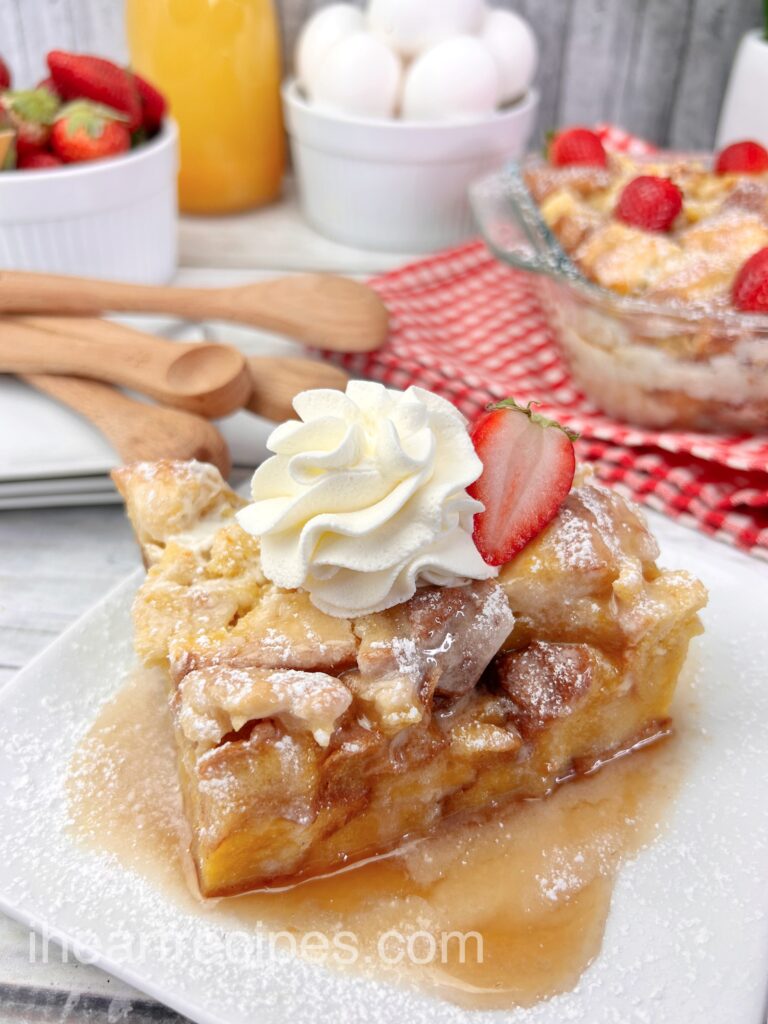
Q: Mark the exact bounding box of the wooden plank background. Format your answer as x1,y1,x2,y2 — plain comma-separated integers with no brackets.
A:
0,0,763,148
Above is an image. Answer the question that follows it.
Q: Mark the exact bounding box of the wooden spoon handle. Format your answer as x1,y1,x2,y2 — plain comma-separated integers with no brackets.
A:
0,270,197,318
0,270,389,353
22,374,231,476
247,356,349,421
0,317,251,418
1,316,187,384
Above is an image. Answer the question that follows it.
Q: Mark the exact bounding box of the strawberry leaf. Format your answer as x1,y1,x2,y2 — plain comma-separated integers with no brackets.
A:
58,100,128,139
487,397,580,441
4,87,60,125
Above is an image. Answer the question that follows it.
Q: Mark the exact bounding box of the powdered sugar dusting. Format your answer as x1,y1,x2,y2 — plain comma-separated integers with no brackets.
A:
551,505,601,571
178,665,351,749
389,637,421,680
0,518,765,1023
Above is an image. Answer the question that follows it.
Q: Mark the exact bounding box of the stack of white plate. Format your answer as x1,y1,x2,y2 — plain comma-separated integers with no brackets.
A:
0,318,282,510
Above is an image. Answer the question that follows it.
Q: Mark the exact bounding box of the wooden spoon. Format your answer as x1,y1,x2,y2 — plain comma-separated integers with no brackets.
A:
0,316,252,418
247,356,349,421
22,374,231,476
0,270,389,353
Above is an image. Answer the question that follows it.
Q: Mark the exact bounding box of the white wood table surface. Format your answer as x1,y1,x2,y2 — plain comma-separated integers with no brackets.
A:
0,194,404,1023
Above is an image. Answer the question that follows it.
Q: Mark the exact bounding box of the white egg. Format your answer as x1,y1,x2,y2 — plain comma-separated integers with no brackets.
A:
480,8,538,104
401,35,500,122
295,3,365,91
307,30,402,119
368,0,485,58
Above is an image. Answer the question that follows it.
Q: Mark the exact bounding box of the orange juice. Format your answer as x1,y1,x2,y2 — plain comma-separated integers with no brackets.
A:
126,0,285,214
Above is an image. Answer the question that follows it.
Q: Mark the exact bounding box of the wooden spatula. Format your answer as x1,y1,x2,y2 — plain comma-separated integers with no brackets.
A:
23,374,231,476
0,270,389,352
0,316,252,418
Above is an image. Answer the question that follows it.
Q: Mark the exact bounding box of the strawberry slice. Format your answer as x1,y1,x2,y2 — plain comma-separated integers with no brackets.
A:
468,399,577,566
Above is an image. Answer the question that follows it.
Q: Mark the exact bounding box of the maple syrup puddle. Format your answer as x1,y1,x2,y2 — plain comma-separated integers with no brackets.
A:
67,668,683,1010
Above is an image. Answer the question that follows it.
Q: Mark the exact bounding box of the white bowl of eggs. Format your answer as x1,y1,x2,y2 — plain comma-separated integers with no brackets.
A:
284,0,539,252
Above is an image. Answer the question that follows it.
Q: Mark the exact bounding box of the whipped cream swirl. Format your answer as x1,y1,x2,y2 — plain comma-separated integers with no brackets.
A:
236,381,496,617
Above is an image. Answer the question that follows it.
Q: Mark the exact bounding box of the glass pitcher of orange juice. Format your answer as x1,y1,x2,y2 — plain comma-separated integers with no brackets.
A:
126,0,285,214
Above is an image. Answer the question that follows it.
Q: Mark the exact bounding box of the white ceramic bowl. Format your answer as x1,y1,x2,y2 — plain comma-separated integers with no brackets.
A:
0,120,178,283
283,79,538,252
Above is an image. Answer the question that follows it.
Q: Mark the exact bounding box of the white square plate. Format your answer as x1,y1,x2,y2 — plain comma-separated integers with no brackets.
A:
1,513,767,1024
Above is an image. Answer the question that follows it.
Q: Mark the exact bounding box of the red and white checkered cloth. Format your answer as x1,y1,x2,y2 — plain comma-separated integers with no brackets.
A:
327,127,768,561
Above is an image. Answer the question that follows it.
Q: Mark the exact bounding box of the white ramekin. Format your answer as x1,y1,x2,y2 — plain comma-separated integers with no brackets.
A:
0,120,178,283
283,79,539,252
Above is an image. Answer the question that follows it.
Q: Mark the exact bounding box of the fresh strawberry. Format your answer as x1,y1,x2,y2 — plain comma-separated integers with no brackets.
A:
732,247,768,313
0,88,60,158
0,56,11,91
36,75,61,99
615,175,682,233
47,50,142,131
715,140,768,175
18,151,62,170
549,127,607,168
468,399,577,566
132,71,167,131
51,101,130,164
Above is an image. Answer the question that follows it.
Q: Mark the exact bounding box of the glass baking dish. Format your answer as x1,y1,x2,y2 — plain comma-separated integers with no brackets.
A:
470,160,768,434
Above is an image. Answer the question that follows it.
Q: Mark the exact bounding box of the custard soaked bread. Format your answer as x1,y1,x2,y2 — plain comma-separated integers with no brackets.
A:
115,458,705,897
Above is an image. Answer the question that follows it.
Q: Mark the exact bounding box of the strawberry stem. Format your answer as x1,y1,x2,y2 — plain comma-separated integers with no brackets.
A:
5,87,60,125
488,397,580,441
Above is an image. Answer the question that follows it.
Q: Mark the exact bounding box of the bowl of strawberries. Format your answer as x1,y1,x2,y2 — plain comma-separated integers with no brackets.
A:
0,50,177,283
